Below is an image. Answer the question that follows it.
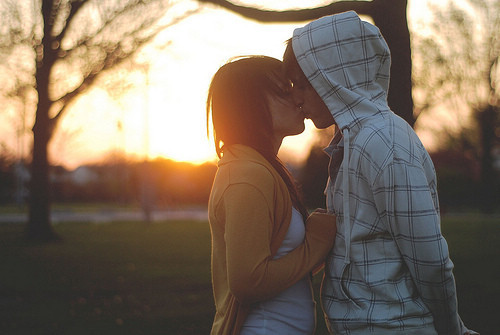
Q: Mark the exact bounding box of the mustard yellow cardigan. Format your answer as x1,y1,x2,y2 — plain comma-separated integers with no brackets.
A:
208,145,336,335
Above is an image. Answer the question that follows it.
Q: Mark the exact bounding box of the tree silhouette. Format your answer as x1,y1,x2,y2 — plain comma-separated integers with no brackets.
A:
198,0,414,126
0,0,197,241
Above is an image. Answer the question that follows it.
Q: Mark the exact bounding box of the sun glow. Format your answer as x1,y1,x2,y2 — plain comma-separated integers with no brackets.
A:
146,89,216,164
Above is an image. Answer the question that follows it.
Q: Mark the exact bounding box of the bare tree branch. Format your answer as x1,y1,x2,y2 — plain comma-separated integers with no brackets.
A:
197,0,415,126
50,5,201,123
198,0,373,22
55,0,85,43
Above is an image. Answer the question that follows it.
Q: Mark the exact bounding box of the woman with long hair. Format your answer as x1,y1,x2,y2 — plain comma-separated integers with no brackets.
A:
206,56,337,335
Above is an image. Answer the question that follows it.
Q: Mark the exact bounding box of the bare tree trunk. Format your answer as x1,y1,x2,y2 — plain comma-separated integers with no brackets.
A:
26,0,59,241
27,106,58,241
199,0,415,126
370,0,414,127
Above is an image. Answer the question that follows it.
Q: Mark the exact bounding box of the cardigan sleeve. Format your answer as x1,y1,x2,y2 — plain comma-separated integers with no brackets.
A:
222,183,336,304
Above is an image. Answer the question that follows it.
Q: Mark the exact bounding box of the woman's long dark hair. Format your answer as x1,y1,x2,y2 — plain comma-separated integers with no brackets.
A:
206,56,308,220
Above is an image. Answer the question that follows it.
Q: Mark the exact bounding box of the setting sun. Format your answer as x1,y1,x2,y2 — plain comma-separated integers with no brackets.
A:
147,92,215,164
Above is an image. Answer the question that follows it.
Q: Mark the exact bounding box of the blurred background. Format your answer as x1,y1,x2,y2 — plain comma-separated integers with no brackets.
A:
0,0,499,224
0,0,498,334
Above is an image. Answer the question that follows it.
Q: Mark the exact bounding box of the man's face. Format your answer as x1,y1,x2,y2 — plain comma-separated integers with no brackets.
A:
286,57,334,129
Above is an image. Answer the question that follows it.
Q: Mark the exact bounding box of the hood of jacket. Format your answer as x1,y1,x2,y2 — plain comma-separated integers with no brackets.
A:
292,11,392,265
292,11,391,131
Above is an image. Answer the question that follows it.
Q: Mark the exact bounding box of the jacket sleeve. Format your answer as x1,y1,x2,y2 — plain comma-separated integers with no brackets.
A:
222,183,336,304
374,161,461,335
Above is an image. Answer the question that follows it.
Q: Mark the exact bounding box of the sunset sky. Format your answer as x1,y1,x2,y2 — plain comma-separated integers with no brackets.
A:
3,0,434,169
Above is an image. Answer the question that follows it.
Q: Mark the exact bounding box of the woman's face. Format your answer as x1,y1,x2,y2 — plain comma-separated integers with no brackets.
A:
267,76,305,140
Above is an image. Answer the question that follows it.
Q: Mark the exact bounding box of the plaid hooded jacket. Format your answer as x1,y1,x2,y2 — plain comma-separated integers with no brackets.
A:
291,11,471,335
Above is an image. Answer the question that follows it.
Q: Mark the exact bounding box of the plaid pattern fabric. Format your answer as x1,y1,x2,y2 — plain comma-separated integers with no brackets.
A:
293,12,464,334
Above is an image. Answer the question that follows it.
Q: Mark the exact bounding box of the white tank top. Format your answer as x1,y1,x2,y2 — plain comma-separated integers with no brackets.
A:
240,207,316,335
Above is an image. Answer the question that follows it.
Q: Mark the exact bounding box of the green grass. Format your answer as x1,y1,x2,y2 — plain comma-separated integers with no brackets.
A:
0,215,498,334
0,220,214,335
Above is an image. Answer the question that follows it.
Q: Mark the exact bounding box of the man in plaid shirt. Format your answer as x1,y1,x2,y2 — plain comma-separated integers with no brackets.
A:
284,11,477,335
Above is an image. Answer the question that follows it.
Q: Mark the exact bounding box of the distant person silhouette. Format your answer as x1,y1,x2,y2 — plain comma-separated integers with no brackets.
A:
206,56,336,335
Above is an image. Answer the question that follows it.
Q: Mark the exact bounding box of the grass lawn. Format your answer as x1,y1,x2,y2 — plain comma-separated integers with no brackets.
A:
0,215,498,334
